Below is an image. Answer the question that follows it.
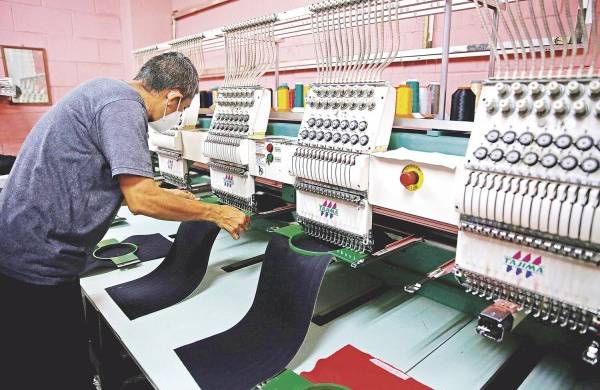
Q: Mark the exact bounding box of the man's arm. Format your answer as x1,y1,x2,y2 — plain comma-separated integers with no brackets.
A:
119,175,249,239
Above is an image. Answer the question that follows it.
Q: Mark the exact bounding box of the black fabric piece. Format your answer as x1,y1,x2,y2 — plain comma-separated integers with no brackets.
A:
81,233,172,275
175,235,332,390
255,192,289,213
292,227,394,254
293,234,340,253
372,227,395,252
0,155,16,175
106,221,220,320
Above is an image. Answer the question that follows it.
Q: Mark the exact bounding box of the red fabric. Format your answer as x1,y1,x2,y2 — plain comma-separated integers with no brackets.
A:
300,345,431,390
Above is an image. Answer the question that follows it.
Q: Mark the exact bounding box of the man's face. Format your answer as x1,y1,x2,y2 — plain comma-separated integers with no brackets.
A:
148,90,193,122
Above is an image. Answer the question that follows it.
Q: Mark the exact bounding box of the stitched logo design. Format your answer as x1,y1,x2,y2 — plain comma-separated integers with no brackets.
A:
224,174,234,188
319,200,339,219
504,251,543,278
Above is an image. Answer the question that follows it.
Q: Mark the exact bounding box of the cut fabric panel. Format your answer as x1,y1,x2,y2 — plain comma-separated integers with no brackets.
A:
175,235,332,390
301,345,431,390
105,221,220,320
82,233,172,275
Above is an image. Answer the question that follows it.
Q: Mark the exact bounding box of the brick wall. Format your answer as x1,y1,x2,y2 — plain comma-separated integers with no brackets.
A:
0,0,172,156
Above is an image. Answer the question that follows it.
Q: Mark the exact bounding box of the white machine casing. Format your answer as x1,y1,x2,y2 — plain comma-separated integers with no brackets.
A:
296,189,372,239
249,137,297,185
209,166,256,211
148,94,200,188
457,230,600,311
202,136,253,165
293,83,396,251
205,87,271,210
290,148,370,192
456,79,600,329
369,148,462,226
181,130,210,164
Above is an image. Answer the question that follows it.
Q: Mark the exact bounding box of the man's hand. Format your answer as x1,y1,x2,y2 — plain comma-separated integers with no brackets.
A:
214,205,250,240
164,188,196,201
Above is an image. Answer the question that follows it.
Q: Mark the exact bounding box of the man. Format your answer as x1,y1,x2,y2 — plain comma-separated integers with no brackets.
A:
0,52,249,389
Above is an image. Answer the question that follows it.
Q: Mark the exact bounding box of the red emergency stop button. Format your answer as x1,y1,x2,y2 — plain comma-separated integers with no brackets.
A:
266,143,274,152
400,171,419,187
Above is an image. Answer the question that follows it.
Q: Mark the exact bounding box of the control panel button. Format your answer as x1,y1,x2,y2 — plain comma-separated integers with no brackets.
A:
266,143,274,153
308,130,316,140
350,134,359,145
505,150,521,164
340,120,349,129
266,153,274,163
552,99,569,116
359,135,369,146
332,119,340,128
511,82,526,96
576,135,594,151
554,134,573,149
323,119,332,128
536,133,553,147
400,171,419,187
516,99,530,114
332,133,341,143
573,100,588,116
534,100,549,116
489,149,504,162
502,131,517,144
560,156,578,171
499,99,513,114
523,152,539,166
324,132,332,142
529,81,543,97
486,130,500,143
484,99,497,113
316,131,324,141
518,132,534,145
300,130,309,139
341,134,350,144
547,81,563,97
358,121,368,131
589,80,600,97
474,147,488,160
495,82,509,96
315,119,323,128
581,158,599,173
567,80,582,97
349,120,358,130
541,154,558,168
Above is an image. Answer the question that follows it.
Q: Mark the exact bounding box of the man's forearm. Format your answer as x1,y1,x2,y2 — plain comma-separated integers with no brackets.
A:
131,189,219,222
120,176,219,222
119,175,249,239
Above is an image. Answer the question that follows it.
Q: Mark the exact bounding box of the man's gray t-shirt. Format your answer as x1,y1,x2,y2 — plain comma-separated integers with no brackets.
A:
0,78,154,285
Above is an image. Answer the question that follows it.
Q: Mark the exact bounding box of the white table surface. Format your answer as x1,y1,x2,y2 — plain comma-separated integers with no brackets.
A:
81,207,519,390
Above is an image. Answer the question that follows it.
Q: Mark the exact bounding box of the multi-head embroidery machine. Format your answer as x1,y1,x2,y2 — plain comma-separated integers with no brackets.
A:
83,1,600,388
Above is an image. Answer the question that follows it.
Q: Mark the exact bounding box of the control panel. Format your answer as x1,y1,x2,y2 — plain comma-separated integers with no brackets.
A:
249,137,297,185
299,84,396,153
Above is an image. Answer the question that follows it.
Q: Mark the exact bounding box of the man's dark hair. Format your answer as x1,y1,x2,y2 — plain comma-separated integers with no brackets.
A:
134,51,199,99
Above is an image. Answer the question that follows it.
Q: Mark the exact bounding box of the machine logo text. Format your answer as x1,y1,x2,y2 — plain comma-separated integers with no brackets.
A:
320,201,339,219
504,251,543,278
